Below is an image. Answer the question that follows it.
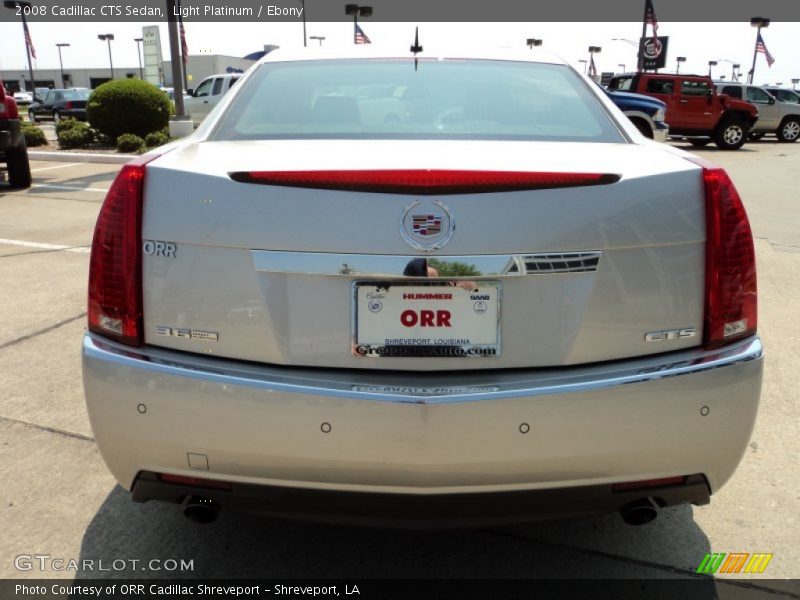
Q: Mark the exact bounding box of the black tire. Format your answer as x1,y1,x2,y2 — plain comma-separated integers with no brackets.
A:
748,132,765,141
713,116,747,150
630,118,653,139
690,139,711,148
6,143,32,189
776,117,800,143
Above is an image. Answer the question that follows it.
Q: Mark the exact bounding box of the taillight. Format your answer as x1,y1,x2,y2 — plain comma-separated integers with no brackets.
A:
65,101,73,110
229,170,620,194
88,155,158,346
688,157,757,349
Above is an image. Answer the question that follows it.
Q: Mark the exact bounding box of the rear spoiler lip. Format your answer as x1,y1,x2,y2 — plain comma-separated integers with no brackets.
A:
228,169,621,195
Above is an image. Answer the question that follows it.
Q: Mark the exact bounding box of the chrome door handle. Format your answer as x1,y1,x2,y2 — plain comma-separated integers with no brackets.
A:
680,99,689,103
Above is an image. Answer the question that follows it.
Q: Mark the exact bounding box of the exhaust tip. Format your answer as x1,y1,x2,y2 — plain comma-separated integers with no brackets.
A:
183,496,220,524
620,498,658,526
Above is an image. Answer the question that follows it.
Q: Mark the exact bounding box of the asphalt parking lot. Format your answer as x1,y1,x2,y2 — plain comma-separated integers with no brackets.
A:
0,141,798,590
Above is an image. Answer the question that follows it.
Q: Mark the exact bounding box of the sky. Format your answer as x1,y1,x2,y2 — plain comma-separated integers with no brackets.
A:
1,21,798,87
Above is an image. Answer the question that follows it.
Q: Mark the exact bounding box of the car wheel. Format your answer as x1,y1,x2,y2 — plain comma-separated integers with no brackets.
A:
630,118,653,139
777,117,800,143
689,139,711,148
6,143,32,189
713,117,746,150
28,110,36,123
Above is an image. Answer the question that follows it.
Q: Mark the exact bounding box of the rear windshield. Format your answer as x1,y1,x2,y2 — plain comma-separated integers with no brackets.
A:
62,89,89,100
211,59,624,143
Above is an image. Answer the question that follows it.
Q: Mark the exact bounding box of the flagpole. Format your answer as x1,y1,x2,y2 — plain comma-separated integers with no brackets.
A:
638,0,647,72
748,18,770,84
19,11,36,100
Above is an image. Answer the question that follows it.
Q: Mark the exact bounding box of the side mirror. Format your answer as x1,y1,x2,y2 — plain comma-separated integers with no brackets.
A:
768,96,775,105
186,88,193,96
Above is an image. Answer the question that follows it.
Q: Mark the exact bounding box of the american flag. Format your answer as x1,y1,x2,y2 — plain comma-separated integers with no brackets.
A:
355,24,371,44
644,0,659,47
177,1,189,66
23,19,36,60
756,31,775,67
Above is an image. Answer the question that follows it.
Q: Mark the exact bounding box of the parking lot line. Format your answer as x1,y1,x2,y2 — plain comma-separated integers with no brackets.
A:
0,238,90,253
30,183,109,193
30,162,81,173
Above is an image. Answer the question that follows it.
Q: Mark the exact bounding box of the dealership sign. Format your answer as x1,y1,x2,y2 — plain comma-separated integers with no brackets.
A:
639,36,669,69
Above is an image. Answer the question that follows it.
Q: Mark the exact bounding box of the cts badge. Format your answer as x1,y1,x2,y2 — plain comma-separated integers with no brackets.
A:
645,327,696,342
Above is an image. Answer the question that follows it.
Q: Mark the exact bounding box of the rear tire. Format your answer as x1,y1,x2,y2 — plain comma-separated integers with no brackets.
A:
713,116,747,150
689,139,711,148
777,117,800,143
6,143,32,189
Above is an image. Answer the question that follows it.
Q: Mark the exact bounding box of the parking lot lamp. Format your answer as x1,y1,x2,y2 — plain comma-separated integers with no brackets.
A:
579,59,587,74
792,79,799,90
310,35,325,46
748,17,770,84
134,38,144,79
733,63,741,81
708,60,717,78
618,63,626,73
56,43,70,87
676,56,686,74
526,38,542,50
4,1,36,100
98,34,115,80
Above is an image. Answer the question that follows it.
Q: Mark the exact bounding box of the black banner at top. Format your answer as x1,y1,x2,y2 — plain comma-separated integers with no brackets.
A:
2,0,800,22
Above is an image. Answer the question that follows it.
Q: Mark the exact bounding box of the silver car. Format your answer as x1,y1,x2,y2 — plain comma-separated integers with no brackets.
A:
716,82,800,142
83,47,763,527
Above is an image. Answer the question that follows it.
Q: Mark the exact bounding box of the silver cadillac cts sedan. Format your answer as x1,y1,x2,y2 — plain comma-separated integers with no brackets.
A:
82,46,762,527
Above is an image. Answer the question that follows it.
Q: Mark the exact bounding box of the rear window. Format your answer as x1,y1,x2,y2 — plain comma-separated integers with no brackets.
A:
211,59,624,143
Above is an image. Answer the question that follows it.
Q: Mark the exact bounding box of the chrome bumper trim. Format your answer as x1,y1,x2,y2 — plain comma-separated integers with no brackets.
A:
251,250,602,279
83,334,762,405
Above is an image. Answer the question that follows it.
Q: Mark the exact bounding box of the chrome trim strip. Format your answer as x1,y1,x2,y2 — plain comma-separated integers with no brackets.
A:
84,334,762,405
251,251,602,279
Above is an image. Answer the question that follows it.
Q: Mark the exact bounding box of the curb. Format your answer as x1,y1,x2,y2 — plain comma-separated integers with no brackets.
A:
28,151,133,165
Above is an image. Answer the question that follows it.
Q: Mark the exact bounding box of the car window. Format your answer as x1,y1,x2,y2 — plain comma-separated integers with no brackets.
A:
609,76,633,91
194,79,213,98
720,86,743,99
44,91,54,104
645,79,674,95
771,89,799,103
680,80,710,96
212,59,626,143
746,87,772,103
229,77,239,90
61,89,87,101
212,78,224,96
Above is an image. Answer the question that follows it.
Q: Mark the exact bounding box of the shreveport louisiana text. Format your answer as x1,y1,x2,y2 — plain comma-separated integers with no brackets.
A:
15,584,360,597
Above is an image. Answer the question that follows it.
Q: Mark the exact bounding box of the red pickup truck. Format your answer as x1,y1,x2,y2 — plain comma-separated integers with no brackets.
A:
607,73,758,150
1,80,31,188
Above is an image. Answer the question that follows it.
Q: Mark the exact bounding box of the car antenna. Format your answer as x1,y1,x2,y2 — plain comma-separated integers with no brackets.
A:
410,26,423,71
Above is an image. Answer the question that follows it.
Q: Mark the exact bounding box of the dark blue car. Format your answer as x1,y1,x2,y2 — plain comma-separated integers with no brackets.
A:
604,89,669,141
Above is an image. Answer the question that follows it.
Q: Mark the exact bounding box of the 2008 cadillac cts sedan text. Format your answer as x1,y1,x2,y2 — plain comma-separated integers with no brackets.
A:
82,46,762,527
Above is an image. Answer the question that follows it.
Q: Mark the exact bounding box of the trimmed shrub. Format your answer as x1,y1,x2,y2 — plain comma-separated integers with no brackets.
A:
116,133,146,153
57,121,94,149
144,130,170,148
55,117,81,136
87,79,172,141
21,123,47,147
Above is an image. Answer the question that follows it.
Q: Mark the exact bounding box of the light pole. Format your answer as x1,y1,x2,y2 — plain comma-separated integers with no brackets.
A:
134,37,144,79
98,33,115,80
526,38,542,50
579,59,587,74
300,0,306,47
618,63,626,73
676,56,686,74
708,60,717,78
792,79,799,90
345,4,372,44
4,1,36,99
310,35,325,46
748,17,770,84
56,42,70,87
733,63,741,82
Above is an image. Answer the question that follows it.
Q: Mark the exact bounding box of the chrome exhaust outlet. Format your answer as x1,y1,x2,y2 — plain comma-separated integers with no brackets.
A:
619,498,658,526
183,496,220,524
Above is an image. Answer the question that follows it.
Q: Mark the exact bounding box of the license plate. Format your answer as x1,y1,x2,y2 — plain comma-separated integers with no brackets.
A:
353,282,501,358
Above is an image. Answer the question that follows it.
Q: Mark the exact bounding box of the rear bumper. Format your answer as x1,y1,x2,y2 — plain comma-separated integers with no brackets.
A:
82,334,762,520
